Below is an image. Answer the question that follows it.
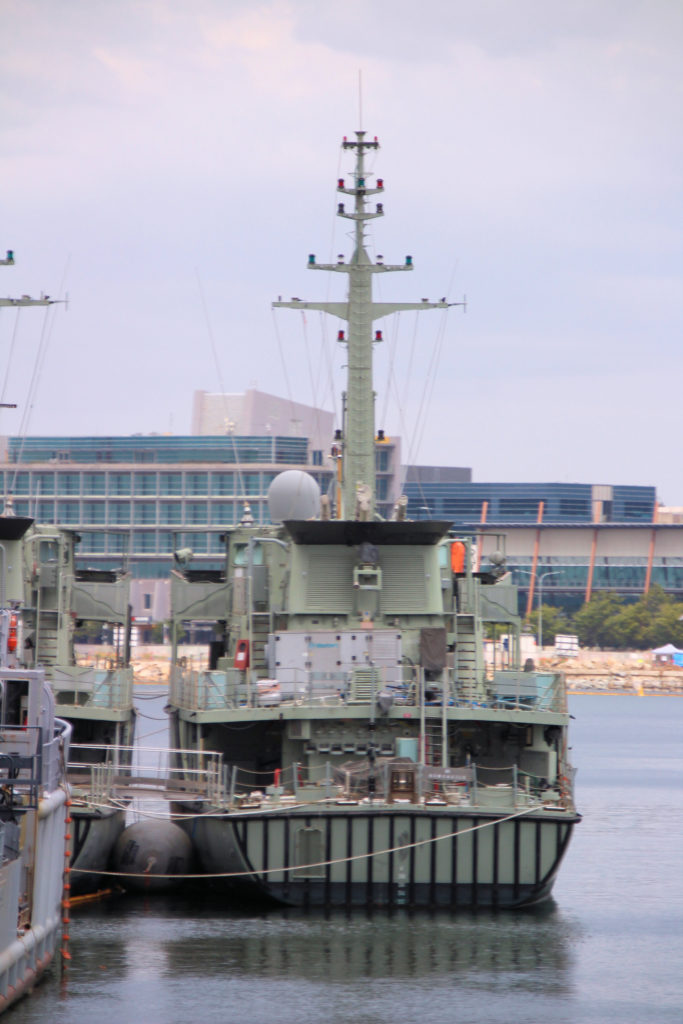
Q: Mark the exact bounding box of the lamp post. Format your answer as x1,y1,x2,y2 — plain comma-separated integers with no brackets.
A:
537,570,560,652
514,568,534,616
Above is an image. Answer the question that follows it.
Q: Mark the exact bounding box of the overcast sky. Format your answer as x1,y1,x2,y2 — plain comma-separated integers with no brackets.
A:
1,1,681,501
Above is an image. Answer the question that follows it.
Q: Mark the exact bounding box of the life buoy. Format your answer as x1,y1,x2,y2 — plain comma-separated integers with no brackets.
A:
234,639,250,670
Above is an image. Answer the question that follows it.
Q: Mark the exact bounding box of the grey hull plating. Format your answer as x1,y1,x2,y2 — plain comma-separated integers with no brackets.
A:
181,805,579,909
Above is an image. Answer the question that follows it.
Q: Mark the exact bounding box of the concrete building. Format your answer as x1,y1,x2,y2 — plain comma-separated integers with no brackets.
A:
191,387,334,456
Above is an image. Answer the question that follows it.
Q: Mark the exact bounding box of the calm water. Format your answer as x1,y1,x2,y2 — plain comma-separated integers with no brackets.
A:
9,694,682,1024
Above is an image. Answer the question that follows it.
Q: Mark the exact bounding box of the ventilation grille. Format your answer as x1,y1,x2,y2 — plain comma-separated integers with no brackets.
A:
304,553,354,612
381,548,428,612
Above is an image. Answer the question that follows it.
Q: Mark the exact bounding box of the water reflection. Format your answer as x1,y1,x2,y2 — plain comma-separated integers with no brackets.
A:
70,891,576,997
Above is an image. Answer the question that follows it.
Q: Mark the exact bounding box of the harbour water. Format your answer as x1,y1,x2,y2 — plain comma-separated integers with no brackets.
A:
8,693,682,1024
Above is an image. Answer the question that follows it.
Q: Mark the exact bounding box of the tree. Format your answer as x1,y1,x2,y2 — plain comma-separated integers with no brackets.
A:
573,592,624,648
573,586,683,649
525,605,571,645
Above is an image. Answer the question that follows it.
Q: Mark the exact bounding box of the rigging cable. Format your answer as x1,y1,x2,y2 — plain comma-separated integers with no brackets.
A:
195,269,245,504
9,304,57,495
0,307,22,410
8,255,70,495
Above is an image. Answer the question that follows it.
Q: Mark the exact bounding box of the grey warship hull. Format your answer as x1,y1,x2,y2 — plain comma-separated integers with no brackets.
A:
181,803,578,909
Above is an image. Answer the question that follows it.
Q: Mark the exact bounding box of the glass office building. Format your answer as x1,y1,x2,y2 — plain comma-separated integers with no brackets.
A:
402,473,683,606
0,433,400,580
0,434,332,578
404,479,656,524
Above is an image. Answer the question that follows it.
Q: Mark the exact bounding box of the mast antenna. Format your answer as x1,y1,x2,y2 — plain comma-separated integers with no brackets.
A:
273,133,464,519
358,70,363,130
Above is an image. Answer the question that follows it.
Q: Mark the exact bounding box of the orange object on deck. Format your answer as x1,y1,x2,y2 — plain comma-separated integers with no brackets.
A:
450,541,466,574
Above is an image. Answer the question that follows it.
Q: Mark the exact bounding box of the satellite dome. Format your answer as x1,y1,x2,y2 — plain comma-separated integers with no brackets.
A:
268,471,321,523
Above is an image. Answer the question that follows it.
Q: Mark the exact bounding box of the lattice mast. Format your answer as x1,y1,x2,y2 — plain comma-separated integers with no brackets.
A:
274,131,456,519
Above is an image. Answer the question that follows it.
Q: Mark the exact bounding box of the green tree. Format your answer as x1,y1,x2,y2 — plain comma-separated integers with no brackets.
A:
524,605,571,645
573,592,625,648
573,586,683,649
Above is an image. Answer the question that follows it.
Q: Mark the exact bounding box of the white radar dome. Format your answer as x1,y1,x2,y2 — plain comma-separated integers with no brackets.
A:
268,471,321,523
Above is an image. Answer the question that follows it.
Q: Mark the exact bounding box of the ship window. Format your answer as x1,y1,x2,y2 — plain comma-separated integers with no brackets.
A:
293,827,325,877
232,543,263,566
39,540,59,564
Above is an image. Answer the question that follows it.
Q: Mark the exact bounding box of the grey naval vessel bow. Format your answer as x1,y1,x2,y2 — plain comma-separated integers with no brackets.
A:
167,131,580,908
0,252,72,1012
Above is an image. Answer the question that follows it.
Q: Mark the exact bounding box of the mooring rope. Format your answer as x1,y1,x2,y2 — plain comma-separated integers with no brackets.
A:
71,803,544,882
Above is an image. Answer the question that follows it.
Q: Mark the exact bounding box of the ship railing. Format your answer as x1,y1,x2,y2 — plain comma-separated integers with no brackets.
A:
257,668,348,707
262,666,419,709
489,670,567,712
169,662,423,712
68,742,227,807
89,667,134,709
169,664,567,715
45,717,72,792
52,665,134,711
220,760,479,809
0,721,71,808
169,665,246,711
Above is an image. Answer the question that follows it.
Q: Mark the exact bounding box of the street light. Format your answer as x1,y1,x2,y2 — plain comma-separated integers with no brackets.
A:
512,568,562,652
537,570,560,652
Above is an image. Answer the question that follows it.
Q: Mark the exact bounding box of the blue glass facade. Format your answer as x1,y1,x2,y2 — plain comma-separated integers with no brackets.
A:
7,435,310,465
0,435,334,579
405,481,656,524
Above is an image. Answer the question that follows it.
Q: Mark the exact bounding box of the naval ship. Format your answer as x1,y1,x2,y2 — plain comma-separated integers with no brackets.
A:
167,131,580,908
20,525,135,893
0,253,72,1012
0,251,135,895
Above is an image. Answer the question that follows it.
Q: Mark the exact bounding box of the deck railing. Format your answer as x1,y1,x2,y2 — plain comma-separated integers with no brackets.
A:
169,662,567,715
52,666,134,711
68,742,226,807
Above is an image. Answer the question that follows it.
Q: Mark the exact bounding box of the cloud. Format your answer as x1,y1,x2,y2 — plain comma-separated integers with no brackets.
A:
0,0,682,498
